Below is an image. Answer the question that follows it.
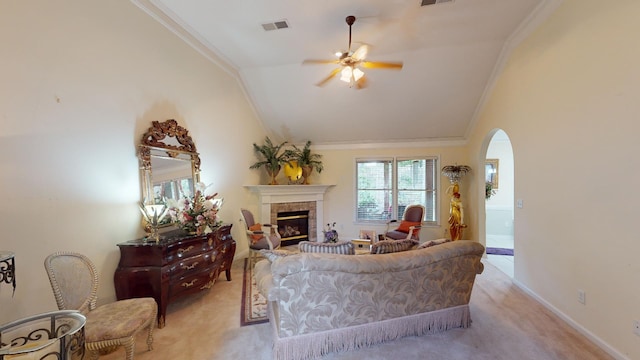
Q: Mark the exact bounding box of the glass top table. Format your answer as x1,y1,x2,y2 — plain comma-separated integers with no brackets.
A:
0,310,86,360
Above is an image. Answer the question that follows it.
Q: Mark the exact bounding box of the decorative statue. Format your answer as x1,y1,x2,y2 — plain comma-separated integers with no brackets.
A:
441,165,471,241
446,183,467,241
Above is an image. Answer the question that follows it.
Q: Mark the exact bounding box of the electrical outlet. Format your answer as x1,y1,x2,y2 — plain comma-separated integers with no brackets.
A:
577,289,585,305
633,320,640,336
516,199,523,208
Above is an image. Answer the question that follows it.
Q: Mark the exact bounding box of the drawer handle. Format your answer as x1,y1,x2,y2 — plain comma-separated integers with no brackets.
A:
182,262,199,270
178,245,195,255
200,280,215,290
181,279,198,288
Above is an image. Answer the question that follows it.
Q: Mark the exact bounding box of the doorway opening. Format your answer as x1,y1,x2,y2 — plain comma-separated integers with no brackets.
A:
483,129,514,277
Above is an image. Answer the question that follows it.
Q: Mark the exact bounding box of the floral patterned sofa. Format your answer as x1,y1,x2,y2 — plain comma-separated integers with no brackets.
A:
253,240,485,360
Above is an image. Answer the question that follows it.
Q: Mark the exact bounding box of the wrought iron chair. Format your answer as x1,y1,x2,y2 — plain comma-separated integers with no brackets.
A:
44,252,157,360
240,208,282,261
384,204,425,241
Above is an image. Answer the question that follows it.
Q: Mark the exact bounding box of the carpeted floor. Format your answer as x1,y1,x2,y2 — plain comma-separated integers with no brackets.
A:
100,257,613,360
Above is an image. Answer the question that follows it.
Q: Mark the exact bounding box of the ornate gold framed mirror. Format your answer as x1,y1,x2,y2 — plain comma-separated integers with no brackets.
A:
138,119,201,206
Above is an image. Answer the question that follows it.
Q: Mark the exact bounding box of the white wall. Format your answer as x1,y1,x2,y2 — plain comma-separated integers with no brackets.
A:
466,0,640,358
0,0,267,323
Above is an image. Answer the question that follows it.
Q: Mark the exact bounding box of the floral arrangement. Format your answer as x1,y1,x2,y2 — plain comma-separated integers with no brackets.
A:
167,182,223,235
323,222,339,243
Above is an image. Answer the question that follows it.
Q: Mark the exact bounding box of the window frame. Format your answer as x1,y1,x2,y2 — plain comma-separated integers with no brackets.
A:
355,156,439,225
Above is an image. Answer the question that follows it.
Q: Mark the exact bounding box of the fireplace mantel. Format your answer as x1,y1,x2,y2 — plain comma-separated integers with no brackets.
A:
245,185,335,242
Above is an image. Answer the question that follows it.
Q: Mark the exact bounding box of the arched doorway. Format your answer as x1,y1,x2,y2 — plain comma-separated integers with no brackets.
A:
483,129,514,277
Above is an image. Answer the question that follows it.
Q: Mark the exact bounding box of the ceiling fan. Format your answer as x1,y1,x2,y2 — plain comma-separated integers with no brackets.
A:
303,15,403,89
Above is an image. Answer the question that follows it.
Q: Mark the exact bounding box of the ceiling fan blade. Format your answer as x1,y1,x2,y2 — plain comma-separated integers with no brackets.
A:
361,61,403,70
316,68,342,87
303,59,340,65
351,44,369,61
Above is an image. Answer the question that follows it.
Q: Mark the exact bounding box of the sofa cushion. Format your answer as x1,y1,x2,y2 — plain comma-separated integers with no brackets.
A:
370,239,418,254
418,238,452,249
298,241,355,255
260,249,295,263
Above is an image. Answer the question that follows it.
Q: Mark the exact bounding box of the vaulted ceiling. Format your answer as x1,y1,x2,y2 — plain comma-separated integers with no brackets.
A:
133,0,559,145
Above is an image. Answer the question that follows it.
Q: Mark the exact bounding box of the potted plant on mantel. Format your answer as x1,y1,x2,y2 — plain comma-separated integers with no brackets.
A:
285,140,324,185
250,136,289,185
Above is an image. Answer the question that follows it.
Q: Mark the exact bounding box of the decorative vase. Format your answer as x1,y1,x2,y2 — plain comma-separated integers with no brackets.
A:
266,166,281,185
301,165,313,185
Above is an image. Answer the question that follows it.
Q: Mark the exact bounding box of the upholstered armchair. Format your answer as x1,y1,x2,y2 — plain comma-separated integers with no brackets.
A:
240,208,282,261
384,204,425,241
44,252,157,360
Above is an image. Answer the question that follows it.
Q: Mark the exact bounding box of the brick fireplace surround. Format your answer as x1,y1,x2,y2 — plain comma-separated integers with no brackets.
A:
245,185,334,242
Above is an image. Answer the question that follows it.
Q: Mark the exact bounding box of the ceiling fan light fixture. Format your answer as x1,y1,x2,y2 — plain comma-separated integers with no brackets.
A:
340,66,364,84
353,68,364,81
340,67,352,82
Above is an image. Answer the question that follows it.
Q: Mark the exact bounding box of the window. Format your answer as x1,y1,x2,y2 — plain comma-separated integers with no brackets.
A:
356,157,438,224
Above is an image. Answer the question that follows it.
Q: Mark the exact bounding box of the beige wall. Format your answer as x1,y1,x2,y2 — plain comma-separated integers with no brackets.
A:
310,144,470,242
3,0,638,358
0,0,266,322
466,0,640,358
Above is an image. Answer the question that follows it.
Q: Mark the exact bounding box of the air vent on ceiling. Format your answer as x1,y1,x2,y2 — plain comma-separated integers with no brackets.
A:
421,0,454,6
262,20,289,31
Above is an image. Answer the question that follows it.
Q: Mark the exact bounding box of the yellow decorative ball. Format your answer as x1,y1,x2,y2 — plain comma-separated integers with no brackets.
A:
284,161,302,181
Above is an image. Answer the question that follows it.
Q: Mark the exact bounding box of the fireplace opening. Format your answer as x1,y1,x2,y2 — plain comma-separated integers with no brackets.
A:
277,210,309,245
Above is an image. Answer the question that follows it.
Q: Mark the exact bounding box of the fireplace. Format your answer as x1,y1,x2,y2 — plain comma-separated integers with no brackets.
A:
277,210,309,245
271,201,316,241
245,185,334,242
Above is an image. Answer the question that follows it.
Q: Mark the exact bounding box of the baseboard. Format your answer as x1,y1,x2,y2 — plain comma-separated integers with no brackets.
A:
512,279,628,360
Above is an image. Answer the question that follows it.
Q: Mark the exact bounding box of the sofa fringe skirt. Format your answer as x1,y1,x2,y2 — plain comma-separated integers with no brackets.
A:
270,303,471,360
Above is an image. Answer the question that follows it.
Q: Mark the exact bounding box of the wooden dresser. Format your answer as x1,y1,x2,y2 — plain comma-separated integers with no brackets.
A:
114,224,236,328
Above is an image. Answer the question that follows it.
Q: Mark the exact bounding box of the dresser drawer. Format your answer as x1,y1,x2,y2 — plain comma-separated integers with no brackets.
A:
169,268,219,299
166,237,213,263
168,250,218,279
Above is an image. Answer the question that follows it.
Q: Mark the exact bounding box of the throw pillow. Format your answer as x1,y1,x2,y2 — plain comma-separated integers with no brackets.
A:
417,238,452,249
260,249,294,263
249,224,263,243
396,221,421,233
370,239,419,254
298,241,355,255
